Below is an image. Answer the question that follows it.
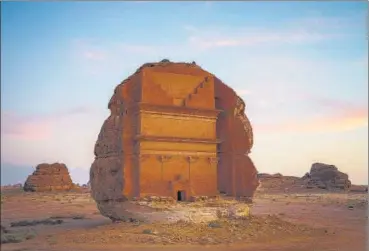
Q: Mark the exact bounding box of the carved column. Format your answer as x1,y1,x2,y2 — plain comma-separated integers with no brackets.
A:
157,155,172,181
186,156,199,182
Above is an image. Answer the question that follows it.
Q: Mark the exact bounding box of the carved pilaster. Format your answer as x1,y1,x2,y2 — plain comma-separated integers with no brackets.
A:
157,155,173,163
186,156,200,163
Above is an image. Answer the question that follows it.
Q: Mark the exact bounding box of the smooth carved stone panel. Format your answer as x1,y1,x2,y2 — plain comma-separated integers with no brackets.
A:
148,72,205,99
162,157,189,183
140,113,216,139
188,157,217,196
139,156,164,196
139,141,217,153
141,76,173,106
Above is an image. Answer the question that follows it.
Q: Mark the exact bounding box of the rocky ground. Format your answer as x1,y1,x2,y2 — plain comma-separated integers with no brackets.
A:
1,186,367,251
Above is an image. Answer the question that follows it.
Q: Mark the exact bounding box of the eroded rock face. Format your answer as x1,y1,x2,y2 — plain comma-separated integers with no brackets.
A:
23,163,74,192
90,60,259,222
214,78,259,198
305,163,351,190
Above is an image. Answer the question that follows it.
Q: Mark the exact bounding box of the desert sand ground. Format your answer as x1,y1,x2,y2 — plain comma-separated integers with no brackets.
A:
1,188,367,251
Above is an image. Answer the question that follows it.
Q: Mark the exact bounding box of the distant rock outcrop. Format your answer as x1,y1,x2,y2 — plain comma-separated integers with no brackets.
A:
305,163,351,190
23,163,75,192
256,173,304,193
256,164,355,194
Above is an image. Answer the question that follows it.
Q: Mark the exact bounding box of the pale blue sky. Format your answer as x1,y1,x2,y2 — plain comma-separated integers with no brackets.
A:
1,1,368,185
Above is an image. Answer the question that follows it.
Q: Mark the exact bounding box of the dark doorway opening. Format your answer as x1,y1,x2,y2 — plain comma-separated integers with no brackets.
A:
177,190,185,201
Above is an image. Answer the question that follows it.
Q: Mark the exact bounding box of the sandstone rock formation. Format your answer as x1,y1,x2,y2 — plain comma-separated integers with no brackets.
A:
23,163,74,192
256,173,304,194
305,163,351,190
90,60,259,222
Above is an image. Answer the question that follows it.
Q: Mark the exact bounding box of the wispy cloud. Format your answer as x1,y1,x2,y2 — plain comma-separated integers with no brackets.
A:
75,14,351,64
183,25,199,33
118,43,157,55
72,39,108,62
254,98,368,133
1,106,95,140
83,50,106,61
183,14,357,50
188,29,340,50
1,113,53,140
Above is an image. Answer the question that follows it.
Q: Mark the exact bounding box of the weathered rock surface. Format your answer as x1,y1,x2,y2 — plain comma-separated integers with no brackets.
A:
90,60,259,222
256,164,360,194
23,163,74,192
256,173,304,194
305,163,351,190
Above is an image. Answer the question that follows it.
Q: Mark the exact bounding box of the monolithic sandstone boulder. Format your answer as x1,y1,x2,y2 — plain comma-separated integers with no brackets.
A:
305,163,351,190
23,163,75,192
90,60,259,222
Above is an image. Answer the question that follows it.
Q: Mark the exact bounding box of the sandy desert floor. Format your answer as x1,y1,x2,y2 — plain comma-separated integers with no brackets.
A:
1,189,367,251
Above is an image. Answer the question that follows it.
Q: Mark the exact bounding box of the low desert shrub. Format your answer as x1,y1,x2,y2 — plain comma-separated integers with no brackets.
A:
10,218,63,227
49,214,86,220
1,228,36,244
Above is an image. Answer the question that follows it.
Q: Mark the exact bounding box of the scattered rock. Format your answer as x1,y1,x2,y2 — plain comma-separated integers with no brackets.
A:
1,228,37,244
208,221,222,228
228,204,250,219
142,229,158,235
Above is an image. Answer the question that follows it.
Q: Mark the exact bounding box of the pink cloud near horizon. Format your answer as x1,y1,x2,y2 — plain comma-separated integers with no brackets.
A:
1,106,97,141
254,101,368,133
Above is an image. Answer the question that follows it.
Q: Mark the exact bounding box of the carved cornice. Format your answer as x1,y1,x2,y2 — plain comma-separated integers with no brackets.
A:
138,102,221,117
135,135,221,144
139,150,216,156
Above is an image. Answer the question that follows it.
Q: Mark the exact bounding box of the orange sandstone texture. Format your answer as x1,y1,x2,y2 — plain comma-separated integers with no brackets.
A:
23,163,75,192
90,60,259,220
